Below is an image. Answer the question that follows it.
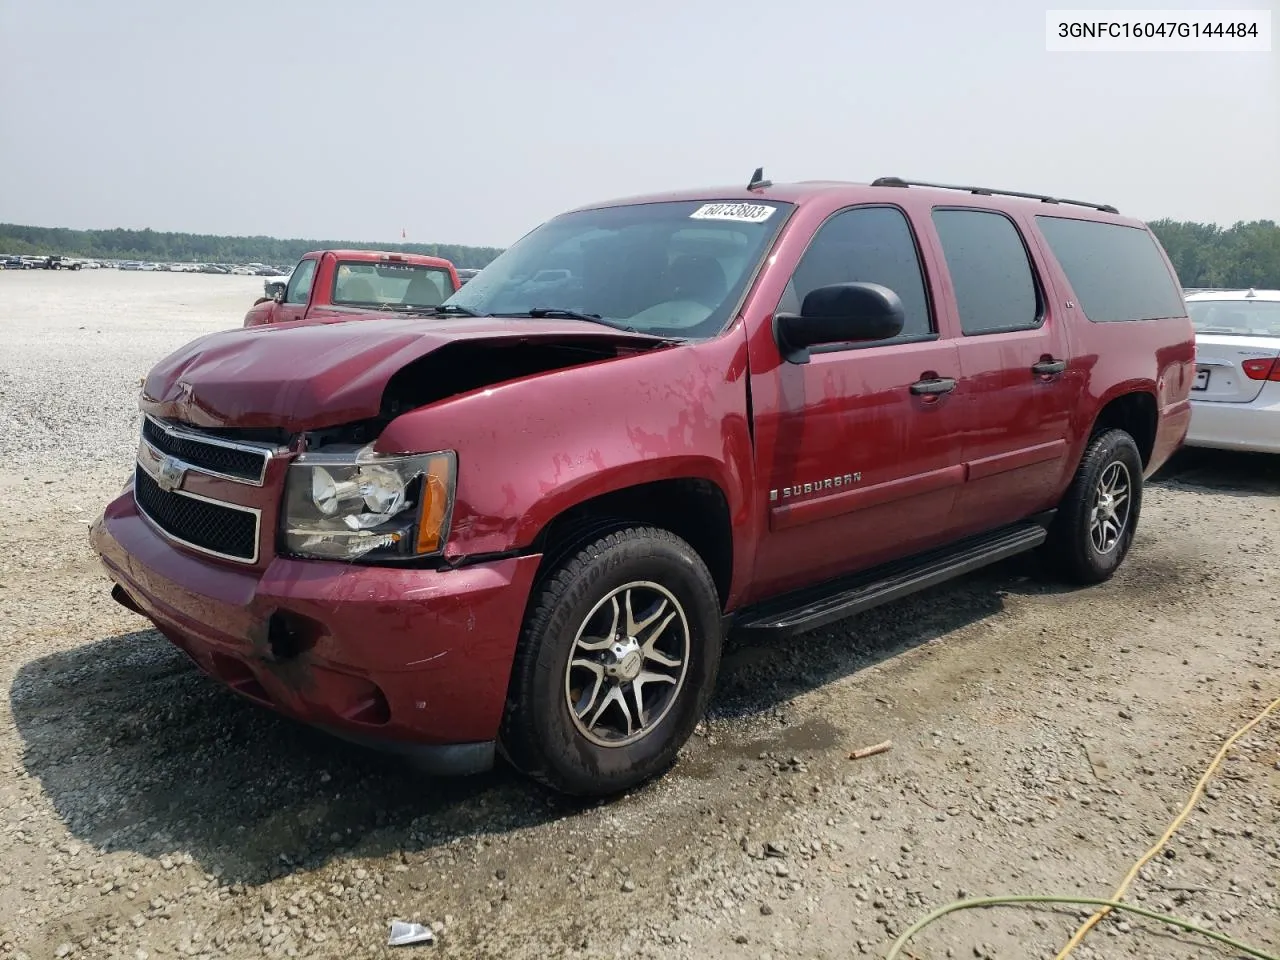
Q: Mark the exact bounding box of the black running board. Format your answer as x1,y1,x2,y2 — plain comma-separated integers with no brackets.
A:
731,521,1049,639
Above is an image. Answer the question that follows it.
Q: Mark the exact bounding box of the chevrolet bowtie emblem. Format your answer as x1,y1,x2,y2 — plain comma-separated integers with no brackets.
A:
156,455,186,493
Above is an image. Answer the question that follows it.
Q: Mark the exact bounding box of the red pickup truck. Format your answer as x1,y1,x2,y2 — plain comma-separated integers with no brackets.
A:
91,174,1195,797
243,249,461,327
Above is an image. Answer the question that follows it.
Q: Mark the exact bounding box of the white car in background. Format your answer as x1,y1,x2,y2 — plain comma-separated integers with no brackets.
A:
1184,288,1280,454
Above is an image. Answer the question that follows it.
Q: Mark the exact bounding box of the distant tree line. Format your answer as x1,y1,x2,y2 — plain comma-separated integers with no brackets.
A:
0,223,504,269
1146,219,1278,288
2,218,1277,287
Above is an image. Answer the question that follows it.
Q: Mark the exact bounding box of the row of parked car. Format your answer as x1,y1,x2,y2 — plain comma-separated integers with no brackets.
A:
1,254,98,269
2,253,485,279
0,255,295,274
90,171,1276,802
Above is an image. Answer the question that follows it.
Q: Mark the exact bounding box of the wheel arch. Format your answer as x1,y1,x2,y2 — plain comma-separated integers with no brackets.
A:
1086,388,1158,468
528,476,735,613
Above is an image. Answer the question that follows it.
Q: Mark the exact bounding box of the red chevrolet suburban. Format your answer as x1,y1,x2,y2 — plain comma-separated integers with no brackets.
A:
243,250,461,327
90,174,1196,797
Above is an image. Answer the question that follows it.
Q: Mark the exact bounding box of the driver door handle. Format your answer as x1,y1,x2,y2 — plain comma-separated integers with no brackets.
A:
910,377,957,396
1032,358,1067,376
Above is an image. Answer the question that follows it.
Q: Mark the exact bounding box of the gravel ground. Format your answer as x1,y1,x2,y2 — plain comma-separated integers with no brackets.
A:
1,270,1277,960
0,270,263,470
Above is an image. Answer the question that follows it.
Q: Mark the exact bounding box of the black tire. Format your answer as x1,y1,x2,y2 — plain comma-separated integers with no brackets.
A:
500,526,722,797
1043,428,1144,585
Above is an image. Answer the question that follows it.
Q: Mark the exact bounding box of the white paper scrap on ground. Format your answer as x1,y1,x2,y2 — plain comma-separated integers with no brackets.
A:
387,920,435,946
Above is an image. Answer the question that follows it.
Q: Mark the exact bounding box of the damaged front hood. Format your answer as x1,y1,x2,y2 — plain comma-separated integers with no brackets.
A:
140,314,667,432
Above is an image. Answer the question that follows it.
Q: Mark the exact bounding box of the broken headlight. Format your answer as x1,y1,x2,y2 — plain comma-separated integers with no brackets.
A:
282,445,456,561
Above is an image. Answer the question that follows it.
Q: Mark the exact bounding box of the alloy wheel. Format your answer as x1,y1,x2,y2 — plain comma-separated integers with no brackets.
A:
1090,460,1132,555
563,581,691,747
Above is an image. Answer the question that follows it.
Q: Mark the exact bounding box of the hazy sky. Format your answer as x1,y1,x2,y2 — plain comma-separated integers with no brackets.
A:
1,0,1276,248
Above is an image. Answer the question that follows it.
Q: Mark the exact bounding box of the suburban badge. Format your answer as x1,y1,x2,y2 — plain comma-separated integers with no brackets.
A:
769,473,862,502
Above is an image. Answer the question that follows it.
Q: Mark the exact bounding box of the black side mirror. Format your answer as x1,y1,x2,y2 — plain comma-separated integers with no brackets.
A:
264,279,288,303
773,282,905,364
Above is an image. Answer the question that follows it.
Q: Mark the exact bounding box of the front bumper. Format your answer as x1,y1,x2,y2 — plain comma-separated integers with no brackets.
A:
90,491,542,775
1185,384,1280,454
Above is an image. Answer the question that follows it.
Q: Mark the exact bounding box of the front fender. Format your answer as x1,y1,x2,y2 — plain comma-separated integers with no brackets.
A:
374,334,754,562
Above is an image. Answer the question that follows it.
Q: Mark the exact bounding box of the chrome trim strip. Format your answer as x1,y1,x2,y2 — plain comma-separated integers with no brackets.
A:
138,436,264,487
133,460,262,565
143,414,283,486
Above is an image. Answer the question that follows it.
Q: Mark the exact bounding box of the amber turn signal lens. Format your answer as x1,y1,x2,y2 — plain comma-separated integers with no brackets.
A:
415,454,455,554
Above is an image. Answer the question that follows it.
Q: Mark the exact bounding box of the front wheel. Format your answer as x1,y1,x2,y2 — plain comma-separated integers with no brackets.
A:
500,526,722,797
1043,428,1144,584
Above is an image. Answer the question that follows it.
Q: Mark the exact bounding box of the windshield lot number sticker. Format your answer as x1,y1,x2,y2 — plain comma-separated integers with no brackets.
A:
689,203,776,223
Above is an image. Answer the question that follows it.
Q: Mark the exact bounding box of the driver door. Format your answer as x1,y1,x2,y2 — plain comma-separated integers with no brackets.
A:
746,204,966,600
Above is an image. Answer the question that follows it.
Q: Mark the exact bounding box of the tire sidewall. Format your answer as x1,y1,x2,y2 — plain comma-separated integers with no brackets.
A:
525,535,721,794
1078,432,1144,578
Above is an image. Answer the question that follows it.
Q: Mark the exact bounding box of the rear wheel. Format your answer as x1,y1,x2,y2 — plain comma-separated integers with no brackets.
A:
1043,428,1143,584
499,526,722,797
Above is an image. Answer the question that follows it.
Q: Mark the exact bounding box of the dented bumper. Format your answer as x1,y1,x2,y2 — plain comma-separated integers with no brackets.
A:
90,491,542,775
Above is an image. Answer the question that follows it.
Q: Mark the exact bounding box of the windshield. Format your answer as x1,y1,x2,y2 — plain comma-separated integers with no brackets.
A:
1187,299,1280,337
332,261,455,309
441,199,793,338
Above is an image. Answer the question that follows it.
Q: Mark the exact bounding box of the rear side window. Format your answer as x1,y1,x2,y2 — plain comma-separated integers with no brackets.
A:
781,205,933,342
1034,216,1186,322
931,209,1040,335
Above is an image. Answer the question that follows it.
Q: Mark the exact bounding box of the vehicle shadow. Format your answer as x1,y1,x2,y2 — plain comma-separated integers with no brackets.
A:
713,447,1277,725
1149,447,1280,496
12,450,1256,886
11,574,1029,887
10,631,576,887
712,551,1070,725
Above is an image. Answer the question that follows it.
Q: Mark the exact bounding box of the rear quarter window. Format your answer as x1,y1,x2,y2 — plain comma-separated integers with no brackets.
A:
1034,216,1187,322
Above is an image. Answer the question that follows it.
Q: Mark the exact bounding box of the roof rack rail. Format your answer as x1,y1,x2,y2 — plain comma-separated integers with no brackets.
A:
870,176,1119,215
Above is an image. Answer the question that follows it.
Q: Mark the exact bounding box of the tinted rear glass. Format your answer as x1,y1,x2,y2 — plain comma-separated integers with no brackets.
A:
1034,216,1186,322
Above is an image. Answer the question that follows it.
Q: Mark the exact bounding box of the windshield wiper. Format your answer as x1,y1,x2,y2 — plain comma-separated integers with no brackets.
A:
424,304,485,317
495,308,639,333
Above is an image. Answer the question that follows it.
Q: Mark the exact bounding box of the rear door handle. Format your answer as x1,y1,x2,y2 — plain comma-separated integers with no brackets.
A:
910,377,957,395
1032,359,1067,376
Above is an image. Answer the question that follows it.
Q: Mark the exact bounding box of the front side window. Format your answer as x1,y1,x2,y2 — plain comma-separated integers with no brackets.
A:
1187,298,1280,337
778,205,933,344
932,209,1040,336
332,261,454,309
443,199,793,338
285,258,317,305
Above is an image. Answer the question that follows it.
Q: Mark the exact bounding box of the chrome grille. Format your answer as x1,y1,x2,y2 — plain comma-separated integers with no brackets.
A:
132,417,281,563
133,465,260,563
142,415,271,485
